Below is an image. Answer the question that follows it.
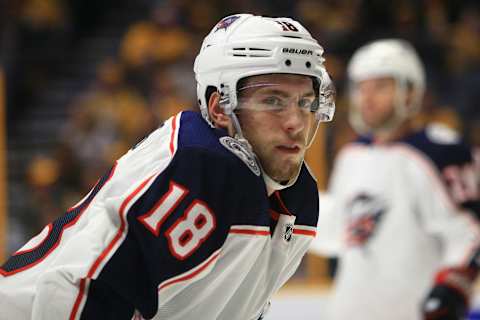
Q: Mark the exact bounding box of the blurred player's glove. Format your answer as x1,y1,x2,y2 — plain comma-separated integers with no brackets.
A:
422,267,476,320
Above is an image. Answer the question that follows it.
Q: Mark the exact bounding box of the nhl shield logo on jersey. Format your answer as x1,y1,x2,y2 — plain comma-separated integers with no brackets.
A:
219,136,261,176
284,223,294,242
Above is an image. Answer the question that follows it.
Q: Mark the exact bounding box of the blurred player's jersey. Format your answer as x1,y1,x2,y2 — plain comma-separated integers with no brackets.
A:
0,111,319,320
311,123,480,320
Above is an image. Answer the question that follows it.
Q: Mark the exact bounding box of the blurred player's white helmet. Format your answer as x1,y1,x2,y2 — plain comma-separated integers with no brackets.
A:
194,14,335,145
347,39,426,134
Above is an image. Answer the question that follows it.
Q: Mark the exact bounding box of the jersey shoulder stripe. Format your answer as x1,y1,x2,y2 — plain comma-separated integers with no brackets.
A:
401,124,473,171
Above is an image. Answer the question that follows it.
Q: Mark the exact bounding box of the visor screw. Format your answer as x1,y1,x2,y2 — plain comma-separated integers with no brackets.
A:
305,61,311,68
285,59,291,66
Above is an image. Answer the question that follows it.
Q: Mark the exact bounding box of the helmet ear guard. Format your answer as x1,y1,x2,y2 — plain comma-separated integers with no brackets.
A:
316,69,336,122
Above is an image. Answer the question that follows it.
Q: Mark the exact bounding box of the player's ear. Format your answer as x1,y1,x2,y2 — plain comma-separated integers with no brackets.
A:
208,91,232,130
404,81,423,112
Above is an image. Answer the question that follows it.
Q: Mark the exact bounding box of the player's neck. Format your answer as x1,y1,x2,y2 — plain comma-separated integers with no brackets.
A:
372,120,413,144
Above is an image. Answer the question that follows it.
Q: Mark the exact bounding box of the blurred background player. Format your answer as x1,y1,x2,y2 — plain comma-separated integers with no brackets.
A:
0,14,335,319
310,39,480,320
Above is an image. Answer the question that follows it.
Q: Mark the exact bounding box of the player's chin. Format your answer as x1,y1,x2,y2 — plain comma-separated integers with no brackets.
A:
270,161,301,182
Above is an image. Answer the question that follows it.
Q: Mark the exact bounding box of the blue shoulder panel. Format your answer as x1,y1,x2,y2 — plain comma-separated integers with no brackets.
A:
177,111,231,155
401,127,472,171
355,127,473,170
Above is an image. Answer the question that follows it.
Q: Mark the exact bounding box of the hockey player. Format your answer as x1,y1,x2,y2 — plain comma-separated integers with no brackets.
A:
0,14,335,320
310,39,480,320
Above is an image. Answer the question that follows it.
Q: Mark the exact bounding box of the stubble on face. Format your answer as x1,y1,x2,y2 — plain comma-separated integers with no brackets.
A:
236,74,315,183
241,112,307,182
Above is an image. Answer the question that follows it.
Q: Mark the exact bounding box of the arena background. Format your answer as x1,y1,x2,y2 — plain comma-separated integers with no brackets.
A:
0,0,479,318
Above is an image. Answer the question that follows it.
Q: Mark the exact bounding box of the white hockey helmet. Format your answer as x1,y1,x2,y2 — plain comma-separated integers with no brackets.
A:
347,39,426,134
194,13,335,136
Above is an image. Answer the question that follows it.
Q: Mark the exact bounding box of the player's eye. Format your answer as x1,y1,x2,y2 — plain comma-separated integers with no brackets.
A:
261,96,286,110
298,98,314,110
263,96,283,106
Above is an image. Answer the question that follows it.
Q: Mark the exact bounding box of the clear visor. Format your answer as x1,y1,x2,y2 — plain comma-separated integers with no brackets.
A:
234,74,335,147
235,75,335,122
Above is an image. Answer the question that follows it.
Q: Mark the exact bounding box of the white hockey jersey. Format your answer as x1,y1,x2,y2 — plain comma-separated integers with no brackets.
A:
0,111,319,320
310,124,480,320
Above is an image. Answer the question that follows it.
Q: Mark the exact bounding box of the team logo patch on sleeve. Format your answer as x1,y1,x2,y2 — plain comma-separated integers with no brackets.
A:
219,136,261,176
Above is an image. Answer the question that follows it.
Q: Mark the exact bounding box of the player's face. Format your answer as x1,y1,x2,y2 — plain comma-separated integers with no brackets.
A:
354,77,396,129
236,74,316,182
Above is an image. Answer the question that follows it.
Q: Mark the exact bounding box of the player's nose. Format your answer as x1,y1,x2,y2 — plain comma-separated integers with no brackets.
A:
282,104,306,135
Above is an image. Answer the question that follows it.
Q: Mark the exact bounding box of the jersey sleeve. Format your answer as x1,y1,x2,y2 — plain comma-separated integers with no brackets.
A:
405,125,480,217
407,139,480,269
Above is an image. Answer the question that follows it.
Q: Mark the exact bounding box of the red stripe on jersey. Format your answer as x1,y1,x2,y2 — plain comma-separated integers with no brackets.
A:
70,174,155,319
88,175,155,277
158,251,220,290
70,278,87,320
229,229,270,236
1,165,118,277
293,229,316,237
269,209,280,221
274,191,293,215
169,114,178,155
268,209,280,221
